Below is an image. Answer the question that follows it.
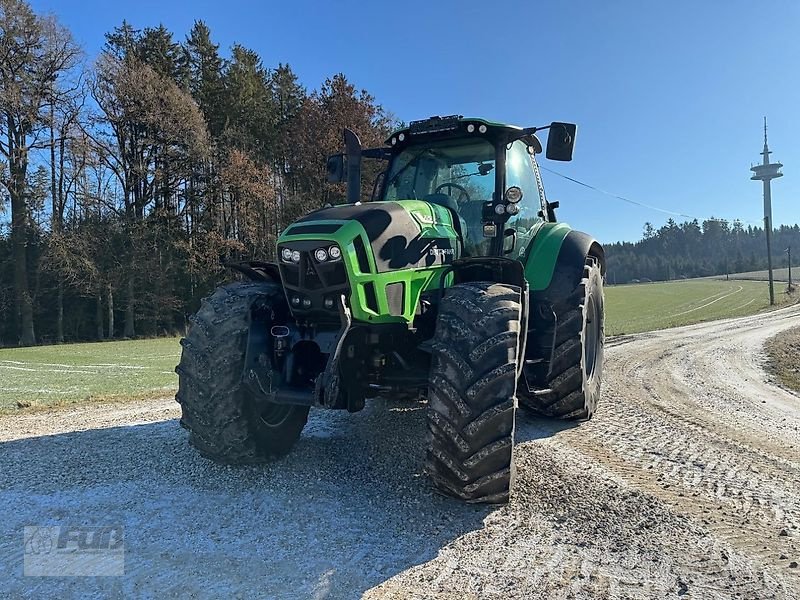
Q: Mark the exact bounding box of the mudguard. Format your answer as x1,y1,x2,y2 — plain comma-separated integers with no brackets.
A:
523,223,604,305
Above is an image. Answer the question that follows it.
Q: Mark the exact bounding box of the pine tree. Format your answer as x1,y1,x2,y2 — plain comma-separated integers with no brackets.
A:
185,20,226,136
221,44,274,159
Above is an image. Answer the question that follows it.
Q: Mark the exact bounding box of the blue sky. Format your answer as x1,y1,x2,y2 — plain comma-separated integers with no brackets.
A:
33,0,800,243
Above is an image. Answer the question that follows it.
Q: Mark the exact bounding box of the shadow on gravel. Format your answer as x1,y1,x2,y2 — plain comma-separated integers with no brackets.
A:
0,399,571,599
515,410,580,443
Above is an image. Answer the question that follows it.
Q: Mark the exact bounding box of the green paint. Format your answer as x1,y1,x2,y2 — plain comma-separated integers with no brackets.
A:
278,200,458,324
278,200,581,322
522,222,573,291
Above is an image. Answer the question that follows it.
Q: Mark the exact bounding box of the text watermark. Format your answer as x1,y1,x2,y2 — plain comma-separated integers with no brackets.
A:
23,526,124,576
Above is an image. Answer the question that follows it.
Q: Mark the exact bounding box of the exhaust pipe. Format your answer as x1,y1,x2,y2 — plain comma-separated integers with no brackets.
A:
344,128,362,204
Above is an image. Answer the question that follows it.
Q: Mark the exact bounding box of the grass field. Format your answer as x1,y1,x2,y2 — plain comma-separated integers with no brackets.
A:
605,278,793,336
0,337,180,412
0,279,794,411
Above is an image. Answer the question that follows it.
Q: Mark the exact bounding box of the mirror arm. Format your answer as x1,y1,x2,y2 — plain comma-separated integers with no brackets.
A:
515,124,551,139
362,147,391,160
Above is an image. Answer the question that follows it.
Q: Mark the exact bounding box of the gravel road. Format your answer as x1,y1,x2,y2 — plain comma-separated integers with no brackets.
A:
1,304,799,599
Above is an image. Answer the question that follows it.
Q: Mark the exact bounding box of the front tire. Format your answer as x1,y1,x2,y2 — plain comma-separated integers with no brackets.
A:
425,282,522,504
175,281,309,463
519,257,604,419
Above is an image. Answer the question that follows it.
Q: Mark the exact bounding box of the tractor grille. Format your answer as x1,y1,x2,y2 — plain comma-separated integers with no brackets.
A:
278,241,349,321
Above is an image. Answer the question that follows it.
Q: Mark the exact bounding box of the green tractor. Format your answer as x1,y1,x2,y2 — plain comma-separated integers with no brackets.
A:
176,115,605,503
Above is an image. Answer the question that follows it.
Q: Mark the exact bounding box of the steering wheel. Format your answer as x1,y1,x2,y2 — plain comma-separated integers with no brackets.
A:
434,182,471,206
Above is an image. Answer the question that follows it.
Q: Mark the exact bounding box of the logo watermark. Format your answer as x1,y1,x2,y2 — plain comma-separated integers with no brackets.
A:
23,526,124,576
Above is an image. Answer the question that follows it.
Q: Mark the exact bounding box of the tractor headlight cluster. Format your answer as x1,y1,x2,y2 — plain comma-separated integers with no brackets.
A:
290,294,313,309
314,244,341,262
466,122,488,134
281,248,301,263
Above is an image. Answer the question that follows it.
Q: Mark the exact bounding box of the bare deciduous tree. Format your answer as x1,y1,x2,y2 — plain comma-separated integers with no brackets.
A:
0,0,80,345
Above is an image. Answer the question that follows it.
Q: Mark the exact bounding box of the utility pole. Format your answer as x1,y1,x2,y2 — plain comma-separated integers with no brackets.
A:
750,117,783,305
787,246,793,290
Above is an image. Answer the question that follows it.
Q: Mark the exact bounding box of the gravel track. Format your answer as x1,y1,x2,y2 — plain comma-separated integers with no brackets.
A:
1,304,799,599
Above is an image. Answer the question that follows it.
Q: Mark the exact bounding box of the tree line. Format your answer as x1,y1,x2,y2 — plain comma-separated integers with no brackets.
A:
1,0,394,345
604,218,800,285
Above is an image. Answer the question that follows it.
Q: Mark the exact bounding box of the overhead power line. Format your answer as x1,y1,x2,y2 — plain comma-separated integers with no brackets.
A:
540,166,761,227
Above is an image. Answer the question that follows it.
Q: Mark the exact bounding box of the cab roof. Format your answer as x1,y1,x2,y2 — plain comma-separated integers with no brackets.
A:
386,115,541,153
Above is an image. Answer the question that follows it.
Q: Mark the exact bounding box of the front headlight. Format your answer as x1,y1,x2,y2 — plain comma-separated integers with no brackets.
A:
504,186,523,203
328,245,342,260
281,247,293,262
314,248,328,262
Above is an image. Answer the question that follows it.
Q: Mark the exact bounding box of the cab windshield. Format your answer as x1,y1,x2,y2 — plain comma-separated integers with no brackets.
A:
384,138,495,255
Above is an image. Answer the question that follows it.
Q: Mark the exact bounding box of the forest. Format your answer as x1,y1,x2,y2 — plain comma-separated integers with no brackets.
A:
0,0,394,345
604,219,799,285
1,0,797,346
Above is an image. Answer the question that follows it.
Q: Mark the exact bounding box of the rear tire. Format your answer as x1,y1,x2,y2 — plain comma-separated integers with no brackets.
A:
175,281,309,463
425,282,522,504
519,257,604,419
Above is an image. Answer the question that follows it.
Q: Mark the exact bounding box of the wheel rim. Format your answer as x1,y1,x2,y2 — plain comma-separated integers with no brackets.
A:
584,293,601,380
260,403,292,427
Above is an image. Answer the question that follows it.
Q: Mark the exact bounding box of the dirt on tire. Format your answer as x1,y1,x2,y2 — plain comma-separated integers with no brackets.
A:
1,304,799,598
425,282,522,504
176,281,309,463
519,256,604,419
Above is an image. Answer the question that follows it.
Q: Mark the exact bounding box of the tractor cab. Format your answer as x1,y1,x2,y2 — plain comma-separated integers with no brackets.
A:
328,115,576,259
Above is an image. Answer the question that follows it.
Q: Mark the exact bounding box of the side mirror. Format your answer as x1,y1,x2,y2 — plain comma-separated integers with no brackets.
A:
545,122,577,162
326,154,345,183
503,228,517,255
